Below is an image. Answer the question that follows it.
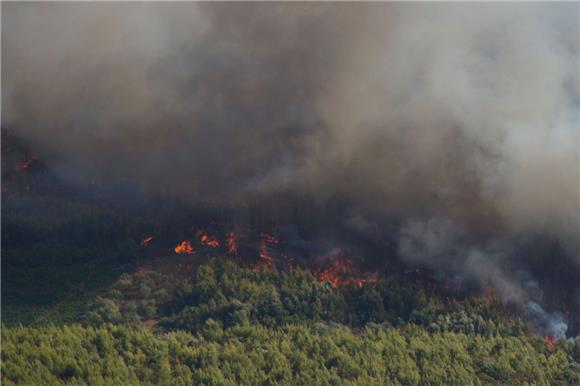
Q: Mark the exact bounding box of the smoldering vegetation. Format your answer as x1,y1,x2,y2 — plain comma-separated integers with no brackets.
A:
2,3,579,336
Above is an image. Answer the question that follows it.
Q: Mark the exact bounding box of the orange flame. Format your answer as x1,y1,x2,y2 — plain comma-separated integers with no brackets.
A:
257,232,279,268
141,236,154,247
353,276,379,288
259,244,274,268
197,230,220,247
316,258,351,287
315,257,378,288
226,232,238,254
174,240,194,254
544,335,556,349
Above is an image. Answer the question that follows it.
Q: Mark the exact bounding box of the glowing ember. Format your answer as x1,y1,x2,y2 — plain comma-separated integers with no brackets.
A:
283,254,295,268
225,232,238,254
14,156,37,172
316,258,351,287
484,286,495,302
259,243,274,268
257,232,279,268
174,240,194,254
249,261,262,270
353,276,379,288
197,230,220,247
141,236,154,247
544,335,556,349
260,232,279,244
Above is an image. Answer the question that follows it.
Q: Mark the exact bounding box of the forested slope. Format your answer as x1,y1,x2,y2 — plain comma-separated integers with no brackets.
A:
3,260,579,385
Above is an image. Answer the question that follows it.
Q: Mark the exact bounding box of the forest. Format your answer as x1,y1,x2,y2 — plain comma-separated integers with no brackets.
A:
3,259,580,385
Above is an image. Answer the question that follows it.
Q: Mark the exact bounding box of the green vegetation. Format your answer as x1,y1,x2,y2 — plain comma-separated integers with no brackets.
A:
155,260,526,338
3,322,578,385
85,271,188,326
2,195,136,325
3,260,579,385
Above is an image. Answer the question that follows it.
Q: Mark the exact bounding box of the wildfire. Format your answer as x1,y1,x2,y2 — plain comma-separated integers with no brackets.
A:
258,232,278,268
225,232,238,254
141,236,154,247
174,240,194,254
353,276,379,288
259,244,274,268
316,258,351,287
315,257,378,288
544,335,556,349
197,230,220,247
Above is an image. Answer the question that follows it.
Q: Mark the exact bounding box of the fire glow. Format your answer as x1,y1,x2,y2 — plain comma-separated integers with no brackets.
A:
484,286,495,302
258,232,278,268
14,156,37,172
141,236,154,247
175,240,194,255
197,230,220,248
315,257,378,288
225,232,238,255
544,335,556,349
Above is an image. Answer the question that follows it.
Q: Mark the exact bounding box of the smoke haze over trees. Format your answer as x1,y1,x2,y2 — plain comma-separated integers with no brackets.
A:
2,3,579,336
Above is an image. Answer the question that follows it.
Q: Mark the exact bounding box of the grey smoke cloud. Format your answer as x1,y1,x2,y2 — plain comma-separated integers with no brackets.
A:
525,301,569,341
3,3,579,314
397,218,578,338
397,219,526,300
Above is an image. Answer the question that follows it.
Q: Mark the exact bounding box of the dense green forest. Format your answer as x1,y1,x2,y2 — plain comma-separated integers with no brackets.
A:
4,322,579,386
3,260,579,385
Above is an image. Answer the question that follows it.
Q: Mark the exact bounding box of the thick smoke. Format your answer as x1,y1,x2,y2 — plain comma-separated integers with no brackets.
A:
398,219,527,302
3,3,579,333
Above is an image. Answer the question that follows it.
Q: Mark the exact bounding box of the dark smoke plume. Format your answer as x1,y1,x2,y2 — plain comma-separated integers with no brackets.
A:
2,3,579,335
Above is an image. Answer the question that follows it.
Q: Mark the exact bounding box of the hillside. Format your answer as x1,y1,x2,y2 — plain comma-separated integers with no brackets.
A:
3,260,580,385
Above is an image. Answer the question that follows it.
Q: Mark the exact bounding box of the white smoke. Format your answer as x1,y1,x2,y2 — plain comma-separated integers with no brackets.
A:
524,301,569,341
398,218,579,339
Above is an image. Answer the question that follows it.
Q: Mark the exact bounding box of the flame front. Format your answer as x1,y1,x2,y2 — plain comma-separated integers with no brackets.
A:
315,257,378,288
174,240,194,254
258,232,278,268
316,258,351,287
